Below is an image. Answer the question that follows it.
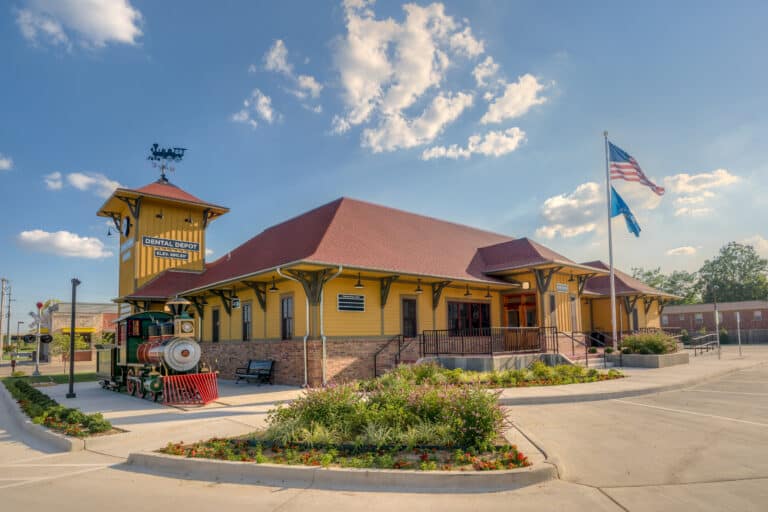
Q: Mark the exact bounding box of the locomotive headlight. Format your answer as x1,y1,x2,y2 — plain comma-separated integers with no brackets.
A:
181,321,193,333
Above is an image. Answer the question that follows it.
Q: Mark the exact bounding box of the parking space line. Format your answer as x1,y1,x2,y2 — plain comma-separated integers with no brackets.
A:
0,466,107,490
684,389,768,396
613,400,768,427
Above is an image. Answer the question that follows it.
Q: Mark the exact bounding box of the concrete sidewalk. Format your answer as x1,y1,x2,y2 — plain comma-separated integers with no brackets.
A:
498,345,768,405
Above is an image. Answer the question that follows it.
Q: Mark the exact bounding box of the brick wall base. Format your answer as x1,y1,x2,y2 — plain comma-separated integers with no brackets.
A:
199,337,421,387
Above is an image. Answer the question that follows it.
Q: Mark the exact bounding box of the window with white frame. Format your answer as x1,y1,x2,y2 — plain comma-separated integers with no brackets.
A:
755,310,763,322
662,315,669,326
679,314,685,320
694,313,704,327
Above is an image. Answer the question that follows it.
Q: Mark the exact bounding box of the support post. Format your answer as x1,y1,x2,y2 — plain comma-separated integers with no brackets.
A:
604,131,618,349
66,279,81,399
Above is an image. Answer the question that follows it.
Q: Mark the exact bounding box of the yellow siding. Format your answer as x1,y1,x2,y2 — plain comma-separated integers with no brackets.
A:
135,200,206,288
323,277,380,337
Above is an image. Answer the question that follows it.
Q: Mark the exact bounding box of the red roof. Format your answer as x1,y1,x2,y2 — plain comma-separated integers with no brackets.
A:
581,261,675,298
128,180,226,209
126,198,608,300
478,238,582,273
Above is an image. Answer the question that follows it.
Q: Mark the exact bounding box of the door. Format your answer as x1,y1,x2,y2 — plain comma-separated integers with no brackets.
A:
402,298,417,338
570,295,579,332
281,296,294,340
507,309,520,327
549,294,557,328
212,308,220,342
632,308,639,331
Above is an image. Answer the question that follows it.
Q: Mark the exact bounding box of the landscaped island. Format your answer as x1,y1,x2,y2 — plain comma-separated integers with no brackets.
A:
161,362,622,471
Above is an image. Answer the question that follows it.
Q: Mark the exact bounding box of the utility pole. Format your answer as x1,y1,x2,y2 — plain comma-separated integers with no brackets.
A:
0,278,6,360
66,279,81,399
6,286,12,360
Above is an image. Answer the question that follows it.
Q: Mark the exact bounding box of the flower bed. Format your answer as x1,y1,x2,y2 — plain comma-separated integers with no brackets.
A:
159,380,532,471
620,332,678,355
3,379,112,437
161,438,530,471
358,361,623,391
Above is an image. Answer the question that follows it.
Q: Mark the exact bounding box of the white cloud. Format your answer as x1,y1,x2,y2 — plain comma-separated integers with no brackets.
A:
334,1,488,151
472,56,498,87
44,171,63,190
742,235,768,256
666,246,697,256
674,207,713,217
449,26,484,57
205,248,214,257
481,74,548,124
16,0,142,49
361,91,473,152
66,172,121,198
536,182,602,239
421,127,525,160
264,39,292,75
296,75,323,98
231,89,279,128
664,169,740,195
664,169,740,217
0,154,13,171
18,229,113,259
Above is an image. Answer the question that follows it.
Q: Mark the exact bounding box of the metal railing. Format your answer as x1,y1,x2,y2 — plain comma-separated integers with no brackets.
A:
685,333,719,356
560,331,608,368
373,334,404,378
420,327,557,357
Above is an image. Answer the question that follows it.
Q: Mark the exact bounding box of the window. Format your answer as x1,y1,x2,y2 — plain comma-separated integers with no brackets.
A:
694,313,703,327
448,301,490,332
242,301,252,341
679,314,685,321
281,296,294,340
755,311,763,322
717,312,723,323
212,308,220,342
662,315,669,326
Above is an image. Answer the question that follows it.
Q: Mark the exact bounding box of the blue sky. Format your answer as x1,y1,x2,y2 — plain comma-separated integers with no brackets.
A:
1,0,766,327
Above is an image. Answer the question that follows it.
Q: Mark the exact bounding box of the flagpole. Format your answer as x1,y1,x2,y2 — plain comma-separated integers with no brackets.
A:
604,131,618,350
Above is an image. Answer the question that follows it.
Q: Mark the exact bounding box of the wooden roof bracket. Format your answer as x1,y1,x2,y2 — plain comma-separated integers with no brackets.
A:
211,289,233,316
577,273,596,296
431,281,451,310
188,296,207,318
623,295,640,313
643,296,654,315
242,281,267,312
380,275,400,308
284,268,337,305
116,195,141,219
102,211,122,231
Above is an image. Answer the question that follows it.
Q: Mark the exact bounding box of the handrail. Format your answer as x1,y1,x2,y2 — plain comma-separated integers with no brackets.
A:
421,327,557,357
685,333,718,356
373,334,404,378
558,331,607,369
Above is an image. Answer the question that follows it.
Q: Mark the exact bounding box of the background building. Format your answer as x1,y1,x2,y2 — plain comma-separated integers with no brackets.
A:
663,301,768,343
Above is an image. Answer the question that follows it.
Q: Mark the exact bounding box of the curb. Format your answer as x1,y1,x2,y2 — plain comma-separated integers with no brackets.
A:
498,359,768,406
125,451,557,492
0,381,85,452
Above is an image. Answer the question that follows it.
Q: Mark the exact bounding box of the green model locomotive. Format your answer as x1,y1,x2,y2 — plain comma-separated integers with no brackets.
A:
96,298,216,404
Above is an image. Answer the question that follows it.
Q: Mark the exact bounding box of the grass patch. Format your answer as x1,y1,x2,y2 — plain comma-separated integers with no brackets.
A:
3,379,112,437
1,373,99,384
359,361,623,390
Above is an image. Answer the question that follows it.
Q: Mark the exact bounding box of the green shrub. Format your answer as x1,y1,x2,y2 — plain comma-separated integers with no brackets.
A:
3,379,111,436
588,347,598,354
719,328,729,344
680,329,691,344
620,332,677,355
604,347,614,354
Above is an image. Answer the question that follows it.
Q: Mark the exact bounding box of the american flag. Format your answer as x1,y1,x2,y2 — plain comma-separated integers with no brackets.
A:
609,142,665,196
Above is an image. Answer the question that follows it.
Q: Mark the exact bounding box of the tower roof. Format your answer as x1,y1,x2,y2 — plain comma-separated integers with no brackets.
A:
97,178,229,220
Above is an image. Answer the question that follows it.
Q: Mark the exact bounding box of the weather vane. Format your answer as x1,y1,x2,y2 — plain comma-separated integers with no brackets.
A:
147,143,187,183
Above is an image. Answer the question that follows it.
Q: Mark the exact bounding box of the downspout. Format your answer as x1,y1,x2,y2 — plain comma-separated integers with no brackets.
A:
320,265,344,386
277,267,310,388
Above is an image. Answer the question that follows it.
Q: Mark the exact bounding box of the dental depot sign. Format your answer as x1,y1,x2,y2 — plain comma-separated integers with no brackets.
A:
142,236,199,261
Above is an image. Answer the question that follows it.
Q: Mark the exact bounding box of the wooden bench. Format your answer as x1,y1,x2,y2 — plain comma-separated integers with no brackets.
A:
234,360,274,385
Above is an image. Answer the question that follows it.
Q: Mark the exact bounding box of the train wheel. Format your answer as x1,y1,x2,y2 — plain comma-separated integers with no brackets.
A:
126,371,136,396
140,386,148,399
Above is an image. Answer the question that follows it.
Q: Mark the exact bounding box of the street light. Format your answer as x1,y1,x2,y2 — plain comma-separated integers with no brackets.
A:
66,278,81,399
16,321,23,348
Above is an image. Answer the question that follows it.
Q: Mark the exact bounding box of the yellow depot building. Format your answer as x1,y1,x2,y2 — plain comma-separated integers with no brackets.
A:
98,176,673,386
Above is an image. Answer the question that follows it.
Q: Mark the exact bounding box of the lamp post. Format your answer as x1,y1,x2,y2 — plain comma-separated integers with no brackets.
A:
66,278,81,399
33,301,43,376
712,284,720,360
16,321,23,347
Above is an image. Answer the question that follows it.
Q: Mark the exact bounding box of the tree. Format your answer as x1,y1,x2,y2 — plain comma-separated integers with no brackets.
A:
698,242,768,302
50,334,89,359
631,267,700,304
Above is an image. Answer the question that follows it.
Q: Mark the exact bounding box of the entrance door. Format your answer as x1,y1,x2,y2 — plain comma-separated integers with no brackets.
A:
212,308,220,342
507,309,520,327
570,296,579,332
402,298,417,338
632,308,639,331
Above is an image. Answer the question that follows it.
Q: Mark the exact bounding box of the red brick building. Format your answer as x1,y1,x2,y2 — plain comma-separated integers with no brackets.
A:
662,301,768,341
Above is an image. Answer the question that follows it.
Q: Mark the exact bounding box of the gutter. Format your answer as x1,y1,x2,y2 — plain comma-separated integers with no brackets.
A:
277,267,310,388
320,265,343,386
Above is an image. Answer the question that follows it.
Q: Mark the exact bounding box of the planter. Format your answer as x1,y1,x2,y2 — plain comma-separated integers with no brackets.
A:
606,352,689,368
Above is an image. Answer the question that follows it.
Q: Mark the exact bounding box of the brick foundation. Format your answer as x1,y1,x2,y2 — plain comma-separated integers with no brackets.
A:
199,337,421,387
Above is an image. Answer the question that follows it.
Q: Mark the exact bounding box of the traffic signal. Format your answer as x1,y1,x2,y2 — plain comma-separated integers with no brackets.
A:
23,334,35,344
40,334,53,344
